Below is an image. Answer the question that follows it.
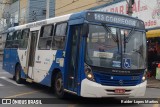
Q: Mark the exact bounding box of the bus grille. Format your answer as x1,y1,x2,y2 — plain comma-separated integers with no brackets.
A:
94,72,141,86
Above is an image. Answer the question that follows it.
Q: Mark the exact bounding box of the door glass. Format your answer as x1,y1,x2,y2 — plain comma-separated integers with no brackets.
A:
28,31,38,67
67,25,81,91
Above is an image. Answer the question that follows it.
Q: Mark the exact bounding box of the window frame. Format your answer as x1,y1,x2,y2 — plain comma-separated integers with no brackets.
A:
38,24,54,50
12,30,22,49
5,32,14,49
52,22,68,50
19,28,30,50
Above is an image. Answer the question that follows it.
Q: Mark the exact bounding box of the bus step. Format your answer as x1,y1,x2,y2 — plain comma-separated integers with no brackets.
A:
26,78,33,83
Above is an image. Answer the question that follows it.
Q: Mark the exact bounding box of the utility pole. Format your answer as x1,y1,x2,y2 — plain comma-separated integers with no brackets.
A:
46,0,50,19
18,0,20,25
126,0,134,16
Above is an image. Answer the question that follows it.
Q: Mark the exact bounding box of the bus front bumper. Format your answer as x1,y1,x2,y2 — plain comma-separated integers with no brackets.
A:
81,79,147,98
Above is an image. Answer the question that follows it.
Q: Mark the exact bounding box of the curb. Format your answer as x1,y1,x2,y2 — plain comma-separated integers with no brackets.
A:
147,85,160,89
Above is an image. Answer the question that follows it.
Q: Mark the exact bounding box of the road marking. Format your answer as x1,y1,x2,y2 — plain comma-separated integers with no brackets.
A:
0,72,9,74
4,90,40,98
0,83,4,86
0,77,24,86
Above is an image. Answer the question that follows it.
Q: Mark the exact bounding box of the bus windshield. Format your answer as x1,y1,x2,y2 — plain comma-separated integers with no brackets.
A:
85,24,147,69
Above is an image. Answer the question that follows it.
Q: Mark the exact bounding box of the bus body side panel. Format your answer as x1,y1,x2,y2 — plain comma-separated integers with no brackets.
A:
32,49,64,87
10,49,19,75
3,49,19,75
39,50,65,87
10,49,26,79
3,48,26,79
3,49,11,73
35,18,84,88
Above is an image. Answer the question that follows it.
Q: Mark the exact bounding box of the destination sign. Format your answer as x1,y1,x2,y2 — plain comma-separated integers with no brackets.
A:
86,12,140,27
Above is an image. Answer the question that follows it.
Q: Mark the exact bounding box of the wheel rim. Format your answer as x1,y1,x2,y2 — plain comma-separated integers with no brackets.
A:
55,76,63,94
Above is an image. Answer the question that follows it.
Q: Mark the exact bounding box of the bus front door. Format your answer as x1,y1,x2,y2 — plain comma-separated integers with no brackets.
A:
66,25,82,93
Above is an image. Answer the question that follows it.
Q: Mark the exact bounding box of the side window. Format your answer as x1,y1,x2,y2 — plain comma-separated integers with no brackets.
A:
19,29,30,49
5,32,13,48
38,25,53,50
13,30,22,48
52,23,67,50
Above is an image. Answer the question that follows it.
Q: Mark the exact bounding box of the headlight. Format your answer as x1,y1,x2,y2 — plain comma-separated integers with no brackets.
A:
142,69,147,82
84,64,95,81
142,75,146,81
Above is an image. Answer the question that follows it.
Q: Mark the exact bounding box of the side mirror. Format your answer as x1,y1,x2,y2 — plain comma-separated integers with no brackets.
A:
82,23,89,37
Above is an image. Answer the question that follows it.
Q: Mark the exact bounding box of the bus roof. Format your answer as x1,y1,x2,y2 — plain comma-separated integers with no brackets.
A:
7,10,144,33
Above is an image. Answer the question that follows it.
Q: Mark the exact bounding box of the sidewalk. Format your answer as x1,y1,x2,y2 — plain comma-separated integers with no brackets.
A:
147,77,160,88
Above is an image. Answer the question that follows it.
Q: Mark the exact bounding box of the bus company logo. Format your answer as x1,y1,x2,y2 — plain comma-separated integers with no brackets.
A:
2,99,11,104
37,56,40,60
119,80,123,85
36,56,41,63
112,70,130,74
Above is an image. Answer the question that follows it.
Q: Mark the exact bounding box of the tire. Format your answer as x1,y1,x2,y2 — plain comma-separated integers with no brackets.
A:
15,64,22,84
54,72,66,98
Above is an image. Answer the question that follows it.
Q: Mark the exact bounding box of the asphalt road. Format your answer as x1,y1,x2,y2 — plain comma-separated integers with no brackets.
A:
0,62,160,107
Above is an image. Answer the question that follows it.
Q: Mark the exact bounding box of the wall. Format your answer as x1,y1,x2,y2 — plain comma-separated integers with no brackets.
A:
55,0,113,16
3,0,19,27
0,0,6,31
28,0,55,23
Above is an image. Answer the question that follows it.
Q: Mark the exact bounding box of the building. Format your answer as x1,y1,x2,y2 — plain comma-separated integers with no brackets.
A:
3,0,55,27
0,0,55,60
55,0,113,16
0,0,9,60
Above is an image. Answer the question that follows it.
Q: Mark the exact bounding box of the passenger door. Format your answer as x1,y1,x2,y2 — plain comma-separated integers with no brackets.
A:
66,25,82,92
17,29,30,75
27,28,39,79
34,25,54,83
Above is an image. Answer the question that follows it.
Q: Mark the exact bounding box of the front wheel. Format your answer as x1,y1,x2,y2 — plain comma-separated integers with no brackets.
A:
54,72,66,98
15,64,22,84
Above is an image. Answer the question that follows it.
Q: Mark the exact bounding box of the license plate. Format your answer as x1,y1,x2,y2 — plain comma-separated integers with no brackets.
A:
115,89,125,94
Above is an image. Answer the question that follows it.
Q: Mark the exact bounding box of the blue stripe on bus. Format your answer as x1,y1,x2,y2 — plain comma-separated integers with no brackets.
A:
39,50,65,87
3,49,26,79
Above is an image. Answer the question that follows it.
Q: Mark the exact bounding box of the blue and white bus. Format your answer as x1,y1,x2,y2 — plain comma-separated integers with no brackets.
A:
3,10,147,98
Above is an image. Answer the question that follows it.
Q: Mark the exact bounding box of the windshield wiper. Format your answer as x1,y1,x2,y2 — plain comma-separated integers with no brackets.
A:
123,28,135,53
132,49,141,54
125,28,135,43
125,20,139,43
101,23,120,52
101,23,117,42
132,48,144,59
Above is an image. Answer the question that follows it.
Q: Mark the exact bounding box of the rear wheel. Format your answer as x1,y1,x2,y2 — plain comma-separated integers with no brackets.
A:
54,72,66,98
15,64,22,84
